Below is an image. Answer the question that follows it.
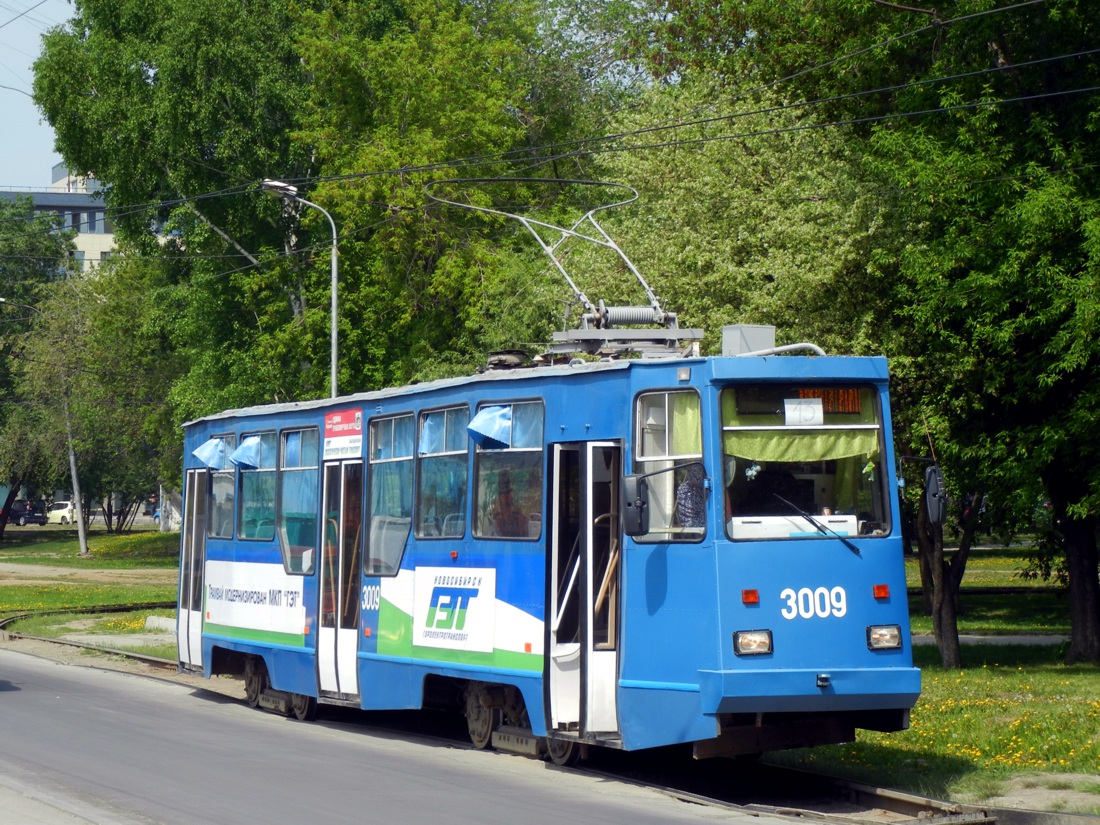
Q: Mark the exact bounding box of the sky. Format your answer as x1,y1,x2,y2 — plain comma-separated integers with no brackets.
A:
0,0,72,189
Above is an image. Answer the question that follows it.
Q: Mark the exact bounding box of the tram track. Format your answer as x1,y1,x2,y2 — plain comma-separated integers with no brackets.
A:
0,612,1077,825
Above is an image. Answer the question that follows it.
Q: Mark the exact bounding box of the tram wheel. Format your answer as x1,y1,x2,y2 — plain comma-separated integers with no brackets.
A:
244,657,266,709
545,736,580,767
464,683,501,750
290,693,317,721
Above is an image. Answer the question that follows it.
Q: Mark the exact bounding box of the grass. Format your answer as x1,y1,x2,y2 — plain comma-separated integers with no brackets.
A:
907,592,1071,636
904,542,1073,636
13,608,174,637
767,644,1100,812
0,528,180,568
0,529,178,617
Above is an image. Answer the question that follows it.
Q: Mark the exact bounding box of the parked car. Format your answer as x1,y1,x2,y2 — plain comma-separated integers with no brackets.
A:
47,501,75,525
7,500,47,526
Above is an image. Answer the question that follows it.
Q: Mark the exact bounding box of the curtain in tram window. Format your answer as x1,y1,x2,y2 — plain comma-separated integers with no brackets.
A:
284,431,301,466
193,438,228,469
419,412,445,455
511,403,543,448
230,435,271,469
723,429,877,463
372,461,412,517
670,393,701,456
834,455,860,512
468,406,510,449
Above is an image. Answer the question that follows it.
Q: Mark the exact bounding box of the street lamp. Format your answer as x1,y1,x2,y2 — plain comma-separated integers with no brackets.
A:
262,179,339,399
0,298,90,557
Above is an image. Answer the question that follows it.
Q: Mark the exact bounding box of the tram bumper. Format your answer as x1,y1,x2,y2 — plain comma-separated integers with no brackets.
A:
698,666,921,715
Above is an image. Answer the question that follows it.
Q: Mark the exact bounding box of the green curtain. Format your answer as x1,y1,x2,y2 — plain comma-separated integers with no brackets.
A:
670,392,702,455
723,428,878,463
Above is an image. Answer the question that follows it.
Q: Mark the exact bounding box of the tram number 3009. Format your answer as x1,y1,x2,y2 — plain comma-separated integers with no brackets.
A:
361,585,382,611
780,586,847,619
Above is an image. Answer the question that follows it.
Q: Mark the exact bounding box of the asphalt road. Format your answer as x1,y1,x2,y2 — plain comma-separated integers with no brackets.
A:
0,649,788,825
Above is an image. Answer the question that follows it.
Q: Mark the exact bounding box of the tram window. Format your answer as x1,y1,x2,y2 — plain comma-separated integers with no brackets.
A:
278,428,320,574
235,432,277,540
721,385,890,540
367,414,413,575
417,406,469,538
207,434,236,539
634,390,704,542
471,401,544,540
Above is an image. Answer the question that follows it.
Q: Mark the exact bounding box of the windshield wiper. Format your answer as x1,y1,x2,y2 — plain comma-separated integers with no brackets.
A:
772,494,861,556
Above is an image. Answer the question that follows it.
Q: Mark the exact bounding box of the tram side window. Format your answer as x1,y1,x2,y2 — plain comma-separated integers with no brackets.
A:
472,401,544,540
367,414,413,576
417,406,469,538
634,390,705,542
279,429,320,574
234,432,277,540
721,385,890,540
207,434,236,538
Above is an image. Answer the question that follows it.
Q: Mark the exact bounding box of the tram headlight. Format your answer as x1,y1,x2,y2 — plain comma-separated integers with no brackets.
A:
867,624,902,650
733,629,772,656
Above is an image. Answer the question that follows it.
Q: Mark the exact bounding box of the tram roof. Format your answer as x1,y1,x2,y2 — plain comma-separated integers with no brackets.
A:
183,351,889,430
183,358,636,428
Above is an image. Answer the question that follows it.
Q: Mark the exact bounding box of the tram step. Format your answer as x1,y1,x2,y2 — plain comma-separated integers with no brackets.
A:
492,726,542,758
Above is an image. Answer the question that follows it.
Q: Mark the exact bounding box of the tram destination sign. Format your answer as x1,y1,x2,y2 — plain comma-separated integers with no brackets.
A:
324,408,363,460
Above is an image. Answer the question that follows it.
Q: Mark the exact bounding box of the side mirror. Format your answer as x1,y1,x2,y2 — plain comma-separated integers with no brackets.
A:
621,474,649,536
924,465,947,525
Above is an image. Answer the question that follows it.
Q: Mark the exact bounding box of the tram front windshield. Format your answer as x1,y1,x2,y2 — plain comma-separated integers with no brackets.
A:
721,384,889,540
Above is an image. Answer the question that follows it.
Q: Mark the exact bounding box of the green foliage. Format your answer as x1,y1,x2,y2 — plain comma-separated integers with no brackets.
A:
572,80,887,354
16,263,183,506
293,0,576,389
0,197,78,507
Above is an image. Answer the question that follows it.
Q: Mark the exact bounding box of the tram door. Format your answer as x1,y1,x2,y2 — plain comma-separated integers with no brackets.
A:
548,442,622,737
319,461,363,698
178,469,208,672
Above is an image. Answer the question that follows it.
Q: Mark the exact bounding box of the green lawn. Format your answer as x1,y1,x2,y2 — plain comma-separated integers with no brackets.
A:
0,528,179,568
769,644,1100,811
0,530,178,616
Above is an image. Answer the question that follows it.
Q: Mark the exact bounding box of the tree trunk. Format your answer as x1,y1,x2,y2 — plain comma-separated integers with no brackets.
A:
917,502,963,667
1061,513,1100,664
1045,470,1100,664
0,478,21,539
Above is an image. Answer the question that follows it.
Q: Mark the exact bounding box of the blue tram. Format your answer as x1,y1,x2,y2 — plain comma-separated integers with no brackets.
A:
177,324,921,764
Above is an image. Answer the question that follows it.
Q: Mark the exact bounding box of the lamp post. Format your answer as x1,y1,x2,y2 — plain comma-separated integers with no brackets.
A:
0,298,90,556
262,179,339,399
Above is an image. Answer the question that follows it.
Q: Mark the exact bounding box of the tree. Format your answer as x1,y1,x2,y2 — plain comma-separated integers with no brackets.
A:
635,0,1100,661
33,0,327,414
17,261,183,536
290,0,583,389
0,197,77,536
